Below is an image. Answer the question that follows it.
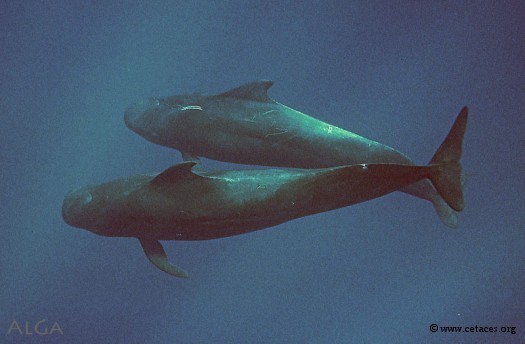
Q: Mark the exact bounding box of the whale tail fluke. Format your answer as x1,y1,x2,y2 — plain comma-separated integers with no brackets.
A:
427,107,468,212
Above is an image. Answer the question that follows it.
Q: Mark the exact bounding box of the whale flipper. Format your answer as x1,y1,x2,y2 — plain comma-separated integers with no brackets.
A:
139,238,189,278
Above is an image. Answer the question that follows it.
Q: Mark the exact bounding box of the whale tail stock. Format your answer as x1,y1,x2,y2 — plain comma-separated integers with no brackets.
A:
426,106,468,212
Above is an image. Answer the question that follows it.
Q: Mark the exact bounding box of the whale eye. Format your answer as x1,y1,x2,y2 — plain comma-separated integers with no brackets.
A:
83,191,93,203
69,189,92,206
62,189,93,226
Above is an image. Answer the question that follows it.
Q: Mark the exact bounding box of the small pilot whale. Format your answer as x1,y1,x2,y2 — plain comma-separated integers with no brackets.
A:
124,81,467,228
62,109,466,277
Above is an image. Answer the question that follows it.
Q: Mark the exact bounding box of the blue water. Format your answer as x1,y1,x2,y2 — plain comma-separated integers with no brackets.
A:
1,1,523,343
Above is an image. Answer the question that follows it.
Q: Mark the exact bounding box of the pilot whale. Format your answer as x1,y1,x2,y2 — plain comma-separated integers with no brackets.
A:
124,81,468,228
63,109,466,277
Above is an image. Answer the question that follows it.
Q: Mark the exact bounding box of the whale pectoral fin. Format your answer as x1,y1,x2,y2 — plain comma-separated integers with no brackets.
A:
139,238,189,278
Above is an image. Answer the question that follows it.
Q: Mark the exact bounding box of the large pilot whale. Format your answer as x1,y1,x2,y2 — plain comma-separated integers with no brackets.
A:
124,81,467,228
63,109,466,277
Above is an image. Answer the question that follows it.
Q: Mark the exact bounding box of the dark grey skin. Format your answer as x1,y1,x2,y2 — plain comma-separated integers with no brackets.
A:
124,81,467,228
63,109,466,277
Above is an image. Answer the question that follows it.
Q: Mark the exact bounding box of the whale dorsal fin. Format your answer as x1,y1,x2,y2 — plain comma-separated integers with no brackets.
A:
181,152,204,173
149,162,202,187
218,80,274,102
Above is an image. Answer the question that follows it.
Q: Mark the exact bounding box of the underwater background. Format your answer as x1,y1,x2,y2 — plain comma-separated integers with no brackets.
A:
1,1,523,343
